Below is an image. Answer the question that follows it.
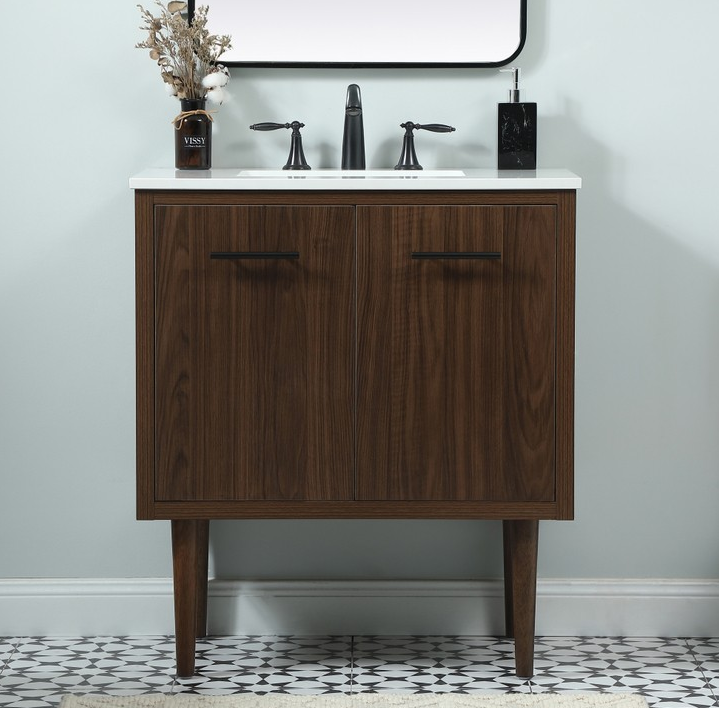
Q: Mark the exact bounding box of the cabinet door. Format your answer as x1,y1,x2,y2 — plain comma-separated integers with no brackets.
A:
357,205,556,502
155,205,354,501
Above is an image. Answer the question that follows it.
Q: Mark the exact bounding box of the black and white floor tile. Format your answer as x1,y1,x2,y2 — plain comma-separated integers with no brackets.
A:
0,636,718,708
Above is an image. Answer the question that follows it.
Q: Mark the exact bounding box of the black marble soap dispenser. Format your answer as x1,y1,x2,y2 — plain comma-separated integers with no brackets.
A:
497,67,537,170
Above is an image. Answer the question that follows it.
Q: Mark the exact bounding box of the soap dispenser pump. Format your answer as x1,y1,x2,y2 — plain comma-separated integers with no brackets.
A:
497,67,537,170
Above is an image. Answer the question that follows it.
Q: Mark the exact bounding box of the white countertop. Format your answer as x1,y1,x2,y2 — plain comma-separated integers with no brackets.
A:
129,168,581,191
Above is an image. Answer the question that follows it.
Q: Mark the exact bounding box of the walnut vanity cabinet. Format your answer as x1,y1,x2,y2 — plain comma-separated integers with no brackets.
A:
134,187,576,679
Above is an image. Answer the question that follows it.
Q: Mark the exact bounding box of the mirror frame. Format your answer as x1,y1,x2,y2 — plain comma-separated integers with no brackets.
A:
188,0,526,69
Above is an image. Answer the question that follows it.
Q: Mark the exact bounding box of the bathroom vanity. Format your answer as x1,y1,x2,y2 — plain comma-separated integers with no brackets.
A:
130,168,580,678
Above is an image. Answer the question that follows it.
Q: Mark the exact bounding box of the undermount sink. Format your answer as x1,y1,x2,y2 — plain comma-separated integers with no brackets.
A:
238,169,466,178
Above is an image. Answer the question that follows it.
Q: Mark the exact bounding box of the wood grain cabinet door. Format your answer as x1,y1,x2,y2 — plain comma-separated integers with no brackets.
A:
357,205,557,502
154,205,355,502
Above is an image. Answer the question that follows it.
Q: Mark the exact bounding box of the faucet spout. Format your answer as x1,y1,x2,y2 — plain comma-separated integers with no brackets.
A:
341,84,366,170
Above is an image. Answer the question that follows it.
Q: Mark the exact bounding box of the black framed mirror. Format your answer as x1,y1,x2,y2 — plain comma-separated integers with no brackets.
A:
189,0,526,68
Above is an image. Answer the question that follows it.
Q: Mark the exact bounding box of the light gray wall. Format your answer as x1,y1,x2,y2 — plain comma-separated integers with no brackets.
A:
2,0,719,582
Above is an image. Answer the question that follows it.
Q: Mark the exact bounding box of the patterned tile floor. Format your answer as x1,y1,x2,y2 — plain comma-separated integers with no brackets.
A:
0,636,718,708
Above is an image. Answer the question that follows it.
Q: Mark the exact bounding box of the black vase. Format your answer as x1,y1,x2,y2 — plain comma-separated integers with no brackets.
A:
175,98,212,170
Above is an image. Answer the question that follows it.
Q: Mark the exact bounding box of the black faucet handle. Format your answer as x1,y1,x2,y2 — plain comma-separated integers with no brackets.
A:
396,121,456,170
400,122,456,134
250,120,310,170
416,123,456,133
250,121,305,131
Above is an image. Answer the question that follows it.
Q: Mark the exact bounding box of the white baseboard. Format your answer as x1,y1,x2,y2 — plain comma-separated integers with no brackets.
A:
1,578,718,637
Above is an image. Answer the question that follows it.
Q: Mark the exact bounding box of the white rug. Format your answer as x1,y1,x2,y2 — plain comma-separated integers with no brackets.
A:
59,693,648,708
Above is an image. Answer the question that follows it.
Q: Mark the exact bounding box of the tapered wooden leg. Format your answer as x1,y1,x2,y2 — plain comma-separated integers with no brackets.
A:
503,520,539,678
172,519,210,678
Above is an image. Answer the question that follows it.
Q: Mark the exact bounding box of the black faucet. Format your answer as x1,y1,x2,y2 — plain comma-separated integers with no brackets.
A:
395,121,456,170
341,84,366,170
249,121,311,170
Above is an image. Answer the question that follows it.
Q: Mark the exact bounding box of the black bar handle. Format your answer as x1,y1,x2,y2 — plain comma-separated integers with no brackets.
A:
249,122,291,131
416,123,456,133
411,251,501,260
210,251,300,260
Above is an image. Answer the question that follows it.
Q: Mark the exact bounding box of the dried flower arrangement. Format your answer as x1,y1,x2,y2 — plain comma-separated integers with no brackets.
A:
136,1,232,104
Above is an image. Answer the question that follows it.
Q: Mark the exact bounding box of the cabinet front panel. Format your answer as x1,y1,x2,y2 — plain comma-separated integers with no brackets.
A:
154,205,355,501
356,205,556,502
502,206,557,502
